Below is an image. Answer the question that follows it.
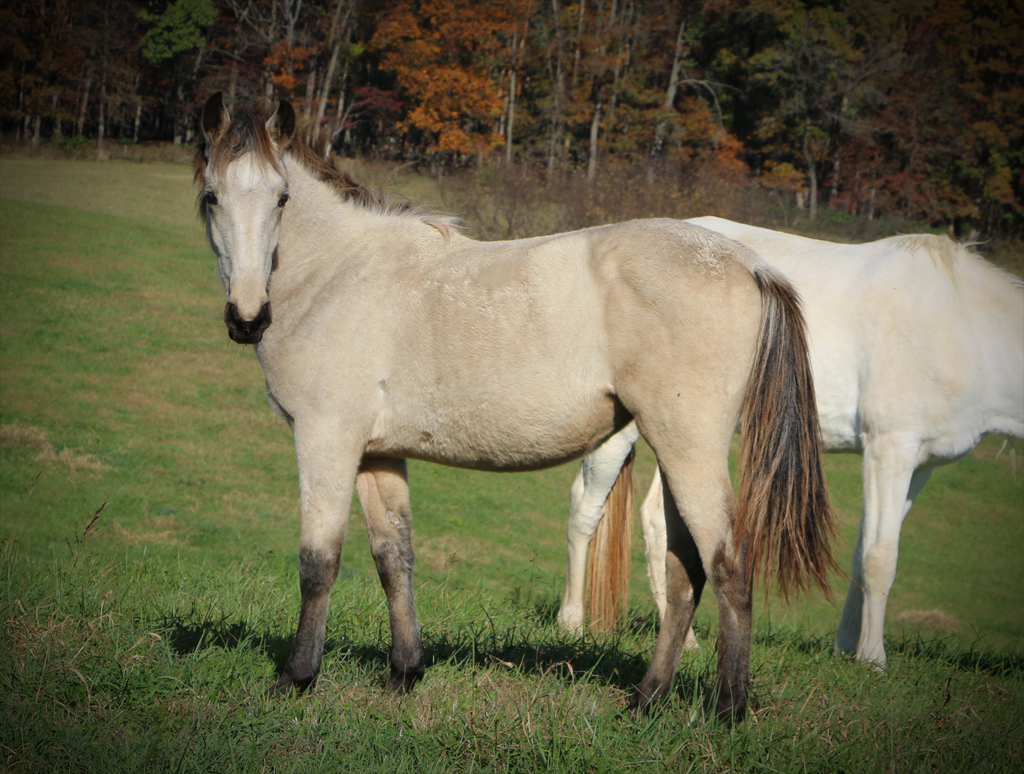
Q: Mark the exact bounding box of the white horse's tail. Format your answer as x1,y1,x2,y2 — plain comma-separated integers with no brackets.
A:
737,268,838,598
584,450,635,632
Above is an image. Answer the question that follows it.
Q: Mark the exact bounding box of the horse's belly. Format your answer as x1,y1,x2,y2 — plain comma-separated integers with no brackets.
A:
367,387,627,472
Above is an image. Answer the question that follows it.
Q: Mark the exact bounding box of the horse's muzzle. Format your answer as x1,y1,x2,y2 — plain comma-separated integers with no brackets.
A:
224,301,272,344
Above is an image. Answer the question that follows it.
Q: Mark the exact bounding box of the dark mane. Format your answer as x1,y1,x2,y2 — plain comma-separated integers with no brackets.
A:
193,102,458,235
193,107,282,185
288,123,414,216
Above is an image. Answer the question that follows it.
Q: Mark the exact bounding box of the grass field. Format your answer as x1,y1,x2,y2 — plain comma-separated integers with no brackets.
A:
1,156,1022,772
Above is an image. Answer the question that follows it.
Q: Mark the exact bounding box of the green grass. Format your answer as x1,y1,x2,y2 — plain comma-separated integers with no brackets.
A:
1,156,1022,771
3,540,1023,772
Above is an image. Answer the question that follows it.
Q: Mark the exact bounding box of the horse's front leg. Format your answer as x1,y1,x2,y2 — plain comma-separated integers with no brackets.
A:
272,424,362,696
356,457,424,693
835,441,931,668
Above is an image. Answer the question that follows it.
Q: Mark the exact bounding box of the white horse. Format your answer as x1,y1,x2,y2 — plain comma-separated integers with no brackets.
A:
194,95,837,720
560,216,1024,669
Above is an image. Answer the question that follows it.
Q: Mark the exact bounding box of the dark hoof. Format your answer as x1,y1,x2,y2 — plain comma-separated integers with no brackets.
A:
627,685,665,718
268,671,316,698
713,686,748,724
387,666,424,695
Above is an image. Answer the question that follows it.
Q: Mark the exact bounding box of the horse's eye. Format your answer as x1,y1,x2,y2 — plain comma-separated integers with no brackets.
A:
204,190,218,206
278,192,290,208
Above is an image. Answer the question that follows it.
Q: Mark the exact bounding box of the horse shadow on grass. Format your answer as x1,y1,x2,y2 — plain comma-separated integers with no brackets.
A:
156,595,724,711
885,634,1024,677
157,595,1024,717
750,624,1024,677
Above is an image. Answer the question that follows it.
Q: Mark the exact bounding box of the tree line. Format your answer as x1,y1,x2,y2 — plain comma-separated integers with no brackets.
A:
3,0,1020,237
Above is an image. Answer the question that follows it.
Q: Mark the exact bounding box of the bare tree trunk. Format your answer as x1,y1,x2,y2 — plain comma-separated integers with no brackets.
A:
283,0,303,47
802,122,818,219
587,98,602,181
176,48,205,145
317,45,341,125
583,1,612,183
77,75,92,137
506,66,517,164
133,101,142,143
174,83,185,145
16,85,24,143
653,15,686,156
547,0,567,175
96,80,107,156
281,0,303,94
316,0,352,126
505,29,523,164
829,144,842,208
334,60,349,121
304,67,317,119
31,114,42,148
606,2,633,132
227,59,238,113
52,92,63,140
570,0,586,92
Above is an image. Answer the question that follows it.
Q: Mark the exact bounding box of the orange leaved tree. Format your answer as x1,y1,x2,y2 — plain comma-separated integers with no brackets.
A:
371,0,527,160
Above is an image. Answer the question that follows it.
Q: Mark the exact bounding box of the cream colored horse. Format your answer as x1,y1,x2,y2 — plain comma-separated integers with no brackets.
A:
562,217,1024,669
194,94,836,721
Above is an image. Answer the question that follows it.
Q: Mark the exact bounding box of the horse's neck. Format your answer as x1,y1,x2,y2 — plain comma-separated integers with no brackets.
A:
273,161,377,285
269,158,452,309
279,158,351,250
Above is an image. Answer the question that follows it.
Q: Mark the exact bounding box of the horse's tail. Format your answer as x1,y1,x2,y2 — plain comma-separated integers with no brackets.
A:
585,449,635,631
737,268,838,599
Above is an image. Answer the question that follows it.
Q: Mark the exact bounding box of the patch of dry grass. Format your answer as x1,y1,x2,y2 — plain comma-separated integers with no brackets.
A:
897,608,963,634
1,423,110,472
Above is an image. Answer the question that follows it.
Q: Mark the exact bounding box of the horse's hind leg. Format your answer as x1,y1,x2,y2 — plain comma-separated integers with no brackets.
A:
631,474,708,713
356,457,424,693
632,456,750,721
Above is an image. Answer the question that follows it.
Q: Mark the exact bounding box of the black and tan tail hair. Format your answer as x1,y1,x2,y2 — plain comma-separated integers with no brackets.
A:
736,268,838,599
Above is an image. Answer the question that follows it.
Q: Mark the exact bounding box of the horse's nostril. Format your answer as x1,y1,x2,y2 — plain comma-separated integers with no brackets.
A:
224,301,272,343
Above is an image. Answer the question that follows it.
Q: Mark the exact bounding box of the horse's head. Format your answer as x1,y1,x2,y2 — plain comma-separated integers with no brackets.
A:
198,92,295,344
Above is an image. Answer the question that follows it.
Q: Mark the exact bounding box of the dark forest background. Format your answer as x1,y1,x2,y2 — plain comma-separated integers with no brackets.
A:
2,0,1021,239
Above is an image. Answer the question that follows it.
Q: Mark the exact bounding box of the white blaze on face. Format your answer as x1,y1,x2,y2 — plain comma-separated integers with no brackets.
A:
205,155,288,321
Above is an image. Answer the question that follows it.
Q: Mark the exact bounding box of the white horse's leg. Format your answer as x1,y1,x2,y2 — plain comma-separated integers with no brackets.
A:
558,423,640,633
273,422,362,695
835,440,932,668
639,471,668,620
638,469,699,650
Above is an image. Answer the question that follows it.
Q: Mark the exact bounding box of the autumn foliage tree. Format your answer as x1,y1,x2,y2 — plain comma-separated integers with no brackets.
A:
371,0,526,159
1,0,1020,238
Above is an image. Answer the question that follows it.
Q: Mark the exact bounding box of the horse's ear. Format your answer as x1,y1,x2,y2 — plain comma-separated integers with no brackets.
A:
202,92,231,145
267,100,296,149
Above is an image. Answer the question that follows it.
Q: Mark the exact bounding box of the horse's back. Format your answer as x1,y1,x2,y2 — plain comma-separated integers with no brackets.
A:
687,217,1024,457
